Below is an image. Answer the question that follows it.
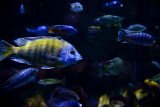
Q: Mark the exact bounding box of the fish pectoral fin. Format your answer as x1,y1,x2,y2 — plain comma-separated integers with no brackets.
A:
10,56,32,65
41,66,55,69
45,55,62,62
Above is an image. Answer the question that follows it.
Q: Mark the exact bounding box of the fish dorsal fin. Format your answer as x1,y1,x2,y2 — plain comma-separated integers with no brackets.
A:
13,36,62,46
13,36,52,46
10,56,32,65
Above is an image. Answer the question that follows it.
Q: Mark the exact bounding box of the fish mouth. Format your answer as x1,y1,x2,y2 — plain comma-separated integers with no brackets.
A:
76,56,82,61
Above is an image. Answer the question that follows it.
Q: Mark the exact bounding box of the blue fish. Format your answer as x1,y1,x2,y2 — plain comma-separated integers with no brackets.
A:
26,26,49,36
117,30,155,46
104,1,123,9
26,25,78,36
70,2,83,13
49,25,78,36
56,101,82,107
54,87,80,101
0,68,38,93
20,3,25,14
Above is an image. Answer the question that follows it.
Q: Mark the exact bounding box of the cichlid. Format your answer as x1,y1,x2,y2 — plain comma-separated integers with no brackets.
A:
54,87,80,101
20,3,25,14
23,95,47,107
144,73,160,88
126,24,147,32
98,94,110,107
103,1,123,9
94,15,124,27
0,68,38,93
70,2,83,13
37,78,65,85
144,79,159,88
99,57,123,77
49,25,78,36
134,89,148,100
26,25,78,36
0,36,82,69
88,26,101,34
117,30,155,46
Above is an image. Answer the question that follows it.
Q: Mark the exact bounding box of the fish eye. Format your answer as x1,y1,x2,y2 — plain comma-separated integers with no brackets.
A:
70,50,75,55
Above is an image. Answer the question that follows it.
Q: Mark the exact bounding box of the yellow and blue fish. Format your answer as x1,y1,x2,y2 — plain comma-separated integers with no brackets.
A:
0,36,82,69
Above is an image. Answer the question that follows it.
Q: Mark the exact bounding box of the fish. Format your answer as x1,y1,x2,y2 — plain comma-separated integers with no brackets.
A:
0,68,38,93
122,89,140,107
26,26,49,36
94,15,124,27
54,87,80,101
20,3,25,14
134,89,148,100
151,61,160,69
126,24,147,32
103,1,123,9
117,30,155,46
49,25,78,36
144,73,160,88
87,26,101,34
23,95,47,107
0,36,82,69
144,79,159,88
70,2,83,13
26,25,78,36
98,94,110,107
55,101,82,107
37,78,65,85
110,100,125,107
99,57,123,77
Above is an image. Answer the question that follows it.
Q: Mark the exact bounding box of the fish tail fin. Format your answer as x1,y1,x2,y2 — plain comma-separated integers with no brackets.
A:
26,27,34,33
49,26,55,34
117,30,126,41
0,40,15,61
